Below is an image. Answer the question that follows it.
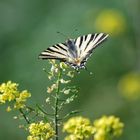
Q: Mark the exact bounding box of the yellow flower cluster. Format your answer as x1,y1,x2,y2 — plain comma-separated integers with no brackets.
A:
63,116,124,140
93,115,124,140
86,9,126,36
27,121,55,140
63,116,95,140
0,81,31,110
118,72,140,101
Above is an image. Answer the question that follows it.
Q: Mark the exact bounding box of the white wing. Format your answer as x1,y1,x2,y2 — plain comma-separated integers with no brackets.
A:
39,43,69,61
74,33,109,63
39,33,108,69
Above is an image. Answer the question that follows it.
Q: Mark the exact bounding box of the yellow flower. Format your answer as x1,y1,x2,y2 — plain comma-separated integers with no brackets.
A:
27,136,40,140
86,9,126,36
93,115,124,140
0,81,31,110
63,116,95,140
95,9,126,35
27,121,55,140
65,134,80,140
0,81,19,103
14,102,25,109
118,72,140,100
20,90,31,100
15,90,31,109
0,81,18,94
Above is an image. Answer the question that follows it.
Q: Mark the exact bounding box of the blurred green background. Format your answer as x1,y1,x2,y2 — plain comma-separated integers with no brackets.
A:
0,0,140,139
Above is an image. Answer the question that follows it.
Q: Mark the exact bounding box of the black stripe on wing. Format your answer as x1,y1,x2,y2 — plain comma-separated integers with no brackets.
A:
47,47,66,56
74,33,108,50
84,34,108,59
85,34,96,50
79,36,83,47
84,35,88,40
76,33,108,66
39,43,68,61
95,33,108,46
85,33,109,52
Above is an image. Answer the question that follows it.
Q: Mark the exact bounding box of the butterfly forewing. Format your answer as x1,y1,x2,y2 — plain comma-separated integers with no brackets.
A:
39,43,69,61
76,33,108,55
39,33,109,69
73,33,108,66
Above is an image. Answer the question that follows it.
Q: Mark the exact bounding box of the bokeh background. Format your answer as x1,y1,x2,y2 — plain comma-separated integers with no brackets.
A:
0,0,140,139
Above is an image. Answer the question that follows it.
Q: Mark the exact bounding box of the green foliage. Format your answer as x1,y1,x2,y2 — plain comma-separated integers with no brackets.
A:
0,61,124,140
0,0,140,140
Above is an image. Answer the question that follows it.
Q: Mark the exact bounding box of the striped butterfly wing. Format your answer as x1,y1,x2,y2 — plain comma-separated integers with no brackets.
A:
39,43,69,62
39,33,108,69
74,33,109,65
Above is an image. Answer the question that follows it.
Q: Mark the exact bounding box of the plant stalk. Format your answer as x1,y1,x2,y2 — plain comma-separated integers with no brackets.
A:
19,108,30,124
54,68,62,140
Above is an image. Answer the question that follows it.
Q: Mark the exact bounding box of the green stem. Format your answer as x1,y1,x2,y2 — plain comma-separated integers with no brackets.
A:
36,104,54,116
54,67,62,140
19,108,30,124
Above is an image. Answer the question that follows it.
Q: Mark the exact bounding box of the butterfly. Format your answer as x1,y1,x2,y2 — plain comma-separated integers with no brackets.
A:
39,33,109,70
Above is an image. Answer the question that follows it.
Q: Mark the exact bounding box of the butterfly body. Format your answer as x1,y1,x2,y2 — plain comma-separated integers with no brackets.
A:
39,33,109,70
65,39,84,69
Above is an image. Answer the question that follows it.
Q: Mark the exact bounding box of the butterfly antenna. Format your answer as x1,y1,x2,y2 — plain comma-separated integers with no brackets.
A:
56,31,70,40
84,66,93,75
70,29,78,37
73,29,78,33
57,29,78,40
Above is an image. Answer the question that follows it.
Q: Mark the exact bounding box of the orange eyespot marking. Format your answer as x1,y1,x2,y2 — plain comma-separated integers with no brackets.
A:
75,58,81,66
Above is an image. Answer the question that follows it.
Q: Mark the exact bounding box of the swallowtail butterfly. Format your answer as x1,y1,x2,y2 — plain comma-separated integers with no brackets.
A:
39,33,109,70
